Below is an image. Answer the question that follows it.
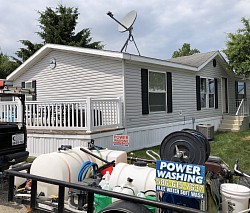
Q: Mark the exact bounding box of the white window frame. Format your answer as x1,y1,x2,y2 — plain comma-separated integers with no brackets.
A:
200,77,215,109
200,77,207,108
208,78,215,108
148,70,167,112
236,81,245,100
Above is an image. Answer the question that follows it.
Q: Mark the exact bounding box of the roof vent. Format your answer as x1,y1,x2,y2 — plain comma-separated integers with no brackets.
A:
213,59,217,67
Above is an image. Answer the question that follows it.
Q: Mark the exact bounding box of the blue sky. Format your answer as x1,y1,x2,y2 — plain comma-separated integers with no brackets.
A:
0,0,249,60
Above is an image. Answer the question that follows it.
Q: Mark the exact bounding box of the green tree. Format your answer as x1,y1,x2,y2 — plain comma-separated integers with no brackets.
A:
223,18,250,76
16,4,103,63
15,40,43,63
172,43,200,58
0,53,19,78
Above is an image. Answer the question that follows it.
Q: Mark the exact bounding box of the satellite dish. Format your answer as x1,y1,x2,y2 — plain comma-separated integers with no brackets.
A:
107,10,140,55
118,10,137,32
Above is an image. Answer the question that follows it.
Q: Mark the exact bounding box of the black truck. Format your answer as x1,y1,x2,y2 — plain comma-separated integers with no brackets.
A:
0,93,29,172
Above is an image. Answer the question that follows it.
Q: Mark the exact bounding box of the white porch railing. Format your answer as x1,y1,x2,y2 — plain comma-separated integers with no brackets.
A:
235,99,249,116
0,101,23,122
0,97,122,132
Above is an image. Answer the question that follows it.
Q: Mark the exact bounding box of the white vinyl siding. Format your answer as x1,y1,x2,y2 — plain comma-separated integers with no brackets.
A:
124,61,197,128
13,50,124,101
124,57,233,129
198,58,235,116
12,49,240,133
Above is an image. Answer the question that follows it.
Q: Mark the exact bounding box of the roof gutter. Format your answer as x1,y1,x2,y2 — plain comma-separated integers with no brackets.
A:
122,53,198,71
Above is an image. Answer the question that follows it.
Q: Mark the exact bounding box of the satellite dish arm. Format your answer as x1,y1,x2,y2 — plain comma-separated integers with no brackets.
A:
107,11,129,31
107,10,140,55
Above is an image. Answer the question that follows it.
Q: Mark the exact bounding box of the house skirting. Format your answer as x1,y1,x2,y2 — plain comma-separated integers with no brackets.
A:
27,116,221,156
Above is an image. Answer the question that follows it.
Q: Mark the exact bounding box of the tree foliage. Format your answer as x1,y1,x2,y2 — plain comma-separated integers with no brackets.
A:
16,4,103,63
15,40,43,63
37,5,103,49
223,18,250,76
172,43,200,58
0,53,19,78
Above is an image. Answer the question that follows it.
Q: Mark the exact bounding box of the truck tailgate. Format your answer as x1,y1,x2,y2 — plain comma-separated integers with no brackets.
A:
0,123,26,156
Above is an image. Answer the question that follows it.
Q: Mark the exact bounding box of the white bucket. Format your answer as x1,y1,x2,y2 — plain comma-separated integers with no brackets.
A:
220,183,250,213
112,179,138,203
14,170,27,188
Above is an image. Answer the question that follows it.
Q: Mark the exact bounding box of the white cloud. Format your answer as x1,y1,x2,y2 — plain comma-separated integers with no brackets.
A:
0,0,250,59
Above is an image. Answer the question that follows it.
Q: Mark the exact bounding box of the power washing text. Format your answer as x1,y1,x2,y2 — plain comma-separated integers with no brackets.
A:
157,162,203,184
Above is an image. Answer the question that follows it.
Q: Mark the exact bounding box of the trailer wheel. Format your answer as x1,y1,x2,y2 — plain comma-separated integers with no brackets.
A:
99,200,151,213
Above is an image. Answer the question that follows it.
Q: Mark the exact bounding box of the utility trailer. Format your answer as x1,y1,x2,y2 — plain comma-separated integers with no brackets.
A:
3,124,236,213
5,162,208,213
0,80,30,172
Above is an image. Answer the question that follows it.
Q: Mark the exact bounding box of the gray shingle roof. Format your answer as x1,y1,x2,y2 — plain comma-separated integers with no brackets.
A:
166,51,218,68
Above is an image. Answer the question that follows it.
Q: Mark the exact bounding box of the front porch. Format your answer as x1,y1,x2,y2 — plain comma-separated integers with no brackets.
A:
0,97,124,155
219,99,250,132
0,97,123,133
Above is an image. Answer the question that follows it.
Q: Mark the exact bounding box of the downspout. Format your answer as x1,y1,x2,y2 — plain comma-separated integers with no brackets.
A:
122,58,127,131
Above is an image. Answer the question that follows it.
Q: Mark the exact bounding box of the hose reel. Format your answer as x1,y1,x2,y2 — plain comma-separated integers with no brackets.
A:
160,129,210,165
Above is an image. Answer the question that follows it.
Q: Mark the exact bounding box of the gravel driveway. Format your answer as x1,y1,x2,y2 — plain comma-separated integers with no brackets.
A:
0,181,46,213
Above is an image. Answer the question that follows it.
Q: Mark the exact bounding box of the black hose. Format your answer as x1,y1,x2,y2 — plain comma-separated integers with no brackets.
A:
80,147,114,165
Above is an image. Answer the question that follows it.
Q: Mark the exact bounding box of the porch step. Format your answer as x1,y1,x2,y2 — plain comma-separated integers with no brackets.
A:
219,127,240,132
222,115,244,121
219,124,240,131
218,115,249,132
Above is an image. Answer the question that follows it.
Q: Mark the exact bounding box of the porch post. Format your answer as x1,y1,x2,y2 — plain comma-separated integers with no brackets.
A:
17,99,23,123
86,97,92,133
117,97,122,128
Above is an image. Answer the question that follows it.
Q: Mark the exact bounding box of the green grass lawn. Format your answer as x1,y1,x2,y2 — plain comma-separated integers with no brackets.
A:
211,130,250,173
129,130,250,173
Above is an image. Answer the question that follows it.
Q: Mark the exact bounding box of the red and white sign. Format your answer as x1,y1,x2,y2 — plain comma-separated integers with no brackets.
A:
113,135,129,147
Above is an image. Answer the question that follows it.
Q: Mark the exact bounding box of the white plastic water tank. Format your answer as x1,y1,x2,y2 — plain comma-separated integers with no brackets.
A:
30,147,95,198
30,147,127,198
109,163,156,193
91,148,127,166
93,149,127,165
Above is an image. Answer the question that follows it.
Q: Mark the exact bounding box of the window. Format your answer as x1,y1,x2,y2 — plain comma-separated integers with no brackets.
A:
22,80,36,101
208,79,215,108
200,78,215,108
25,82,33,101
149,71,166,112
236,81,246,100
141,69,172,114
200,78,207,108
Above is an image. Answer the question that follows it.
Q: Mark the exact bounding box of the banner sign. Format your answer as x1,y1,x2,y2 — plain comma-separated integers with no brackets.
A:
155,160,206,200
113,135,129,147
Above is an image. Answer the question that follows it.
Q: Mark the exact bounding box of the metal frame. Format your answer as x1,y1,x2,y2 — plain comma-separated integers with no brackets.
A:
5,163,208,213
